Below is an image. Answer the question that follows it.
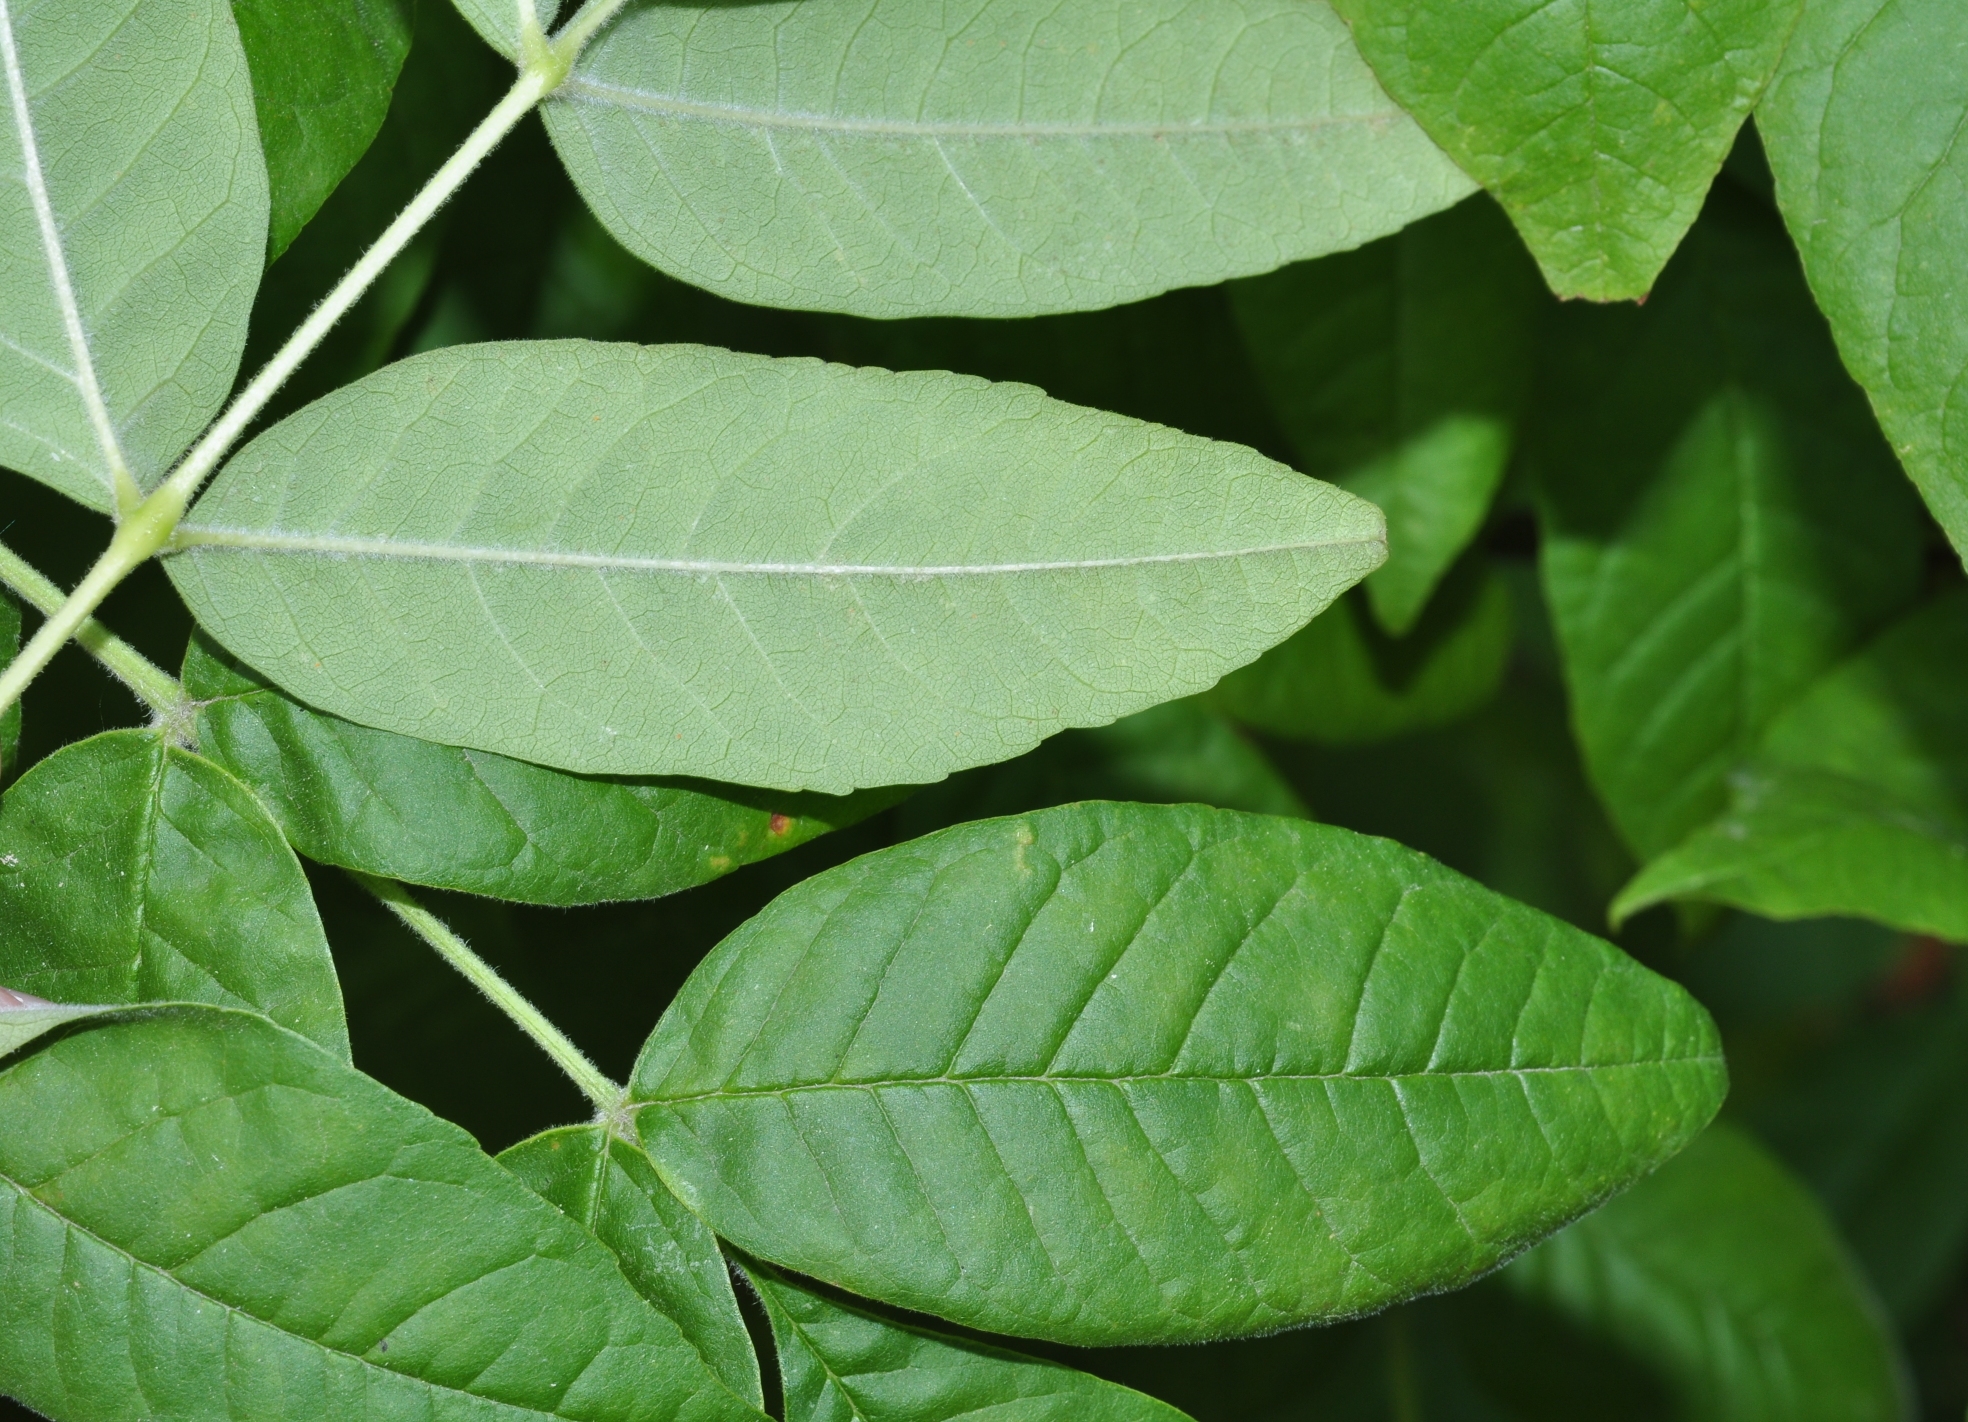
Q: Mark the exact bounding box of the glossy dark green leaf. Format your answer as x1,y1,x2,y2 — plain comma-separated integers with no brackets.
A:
1535,195,1925,860
1757,0,1968,562
0,1005,767,1422
631,802,1726,1347
184,635,902,908
0,728,346,1058
0,589,18,777
1506,1123,1907,1421
1231,197,1540,634
500,1124,763,1408
746,1261,1193,1422
233,0,410,259
1208,561,1511,745
1330,0,1801,300
1614,591,1968,941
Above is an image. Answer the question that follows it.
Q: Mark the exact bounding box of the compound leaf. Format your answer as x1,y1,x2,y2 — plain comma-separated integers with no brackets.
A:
1614,590,1968,942
0,1005,766,1422
1535,196,1924,860
183,634,900,907
746,1261,1194,1422
1506,1123,1907,1422
460,0,1474,319
0,729,346,1059
1231,196,1540,634
1757,0,1968,562
500,1125,763,1409
0,0,267,511
631,802,1726,1347
167,339,1385,794
233,0,411,259
1330,0,1801,300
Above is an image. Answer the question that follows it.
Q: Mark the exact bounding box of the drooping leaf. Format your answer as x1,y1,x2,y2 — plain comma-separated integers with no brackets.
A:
630,801,1726,1347
1535,194,1925,861
1757,0,1968,561
0,728,347,1058
0,1005,767,1422
746,1260,1194,1422
0,0,268,511
1613,590,1968,940
167,339,1385,793
183,634,903,908
1231,196,1541,633
0,588,18,776
1208,560,1511,745
1330,0,1801,300
233,0,410,260
453,0,1473,319
1505,1123,1907,1422
500,1125,763,1408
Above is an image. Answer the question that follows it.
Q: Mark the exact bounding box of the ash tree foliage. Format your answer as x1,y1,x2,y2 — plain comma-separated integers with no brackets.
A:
2,0,1967,1417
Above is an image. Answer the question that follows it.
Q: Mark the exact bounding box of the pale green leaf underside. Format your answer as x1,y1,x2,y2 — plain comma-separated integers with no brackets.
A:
0,0,267,510
747,1262,1194,1422
0,995,111,1059
631,802,1726,1347
1758,0,1968,562
0,1006,764,1422
1507,1123,1906,1422
168,340,1385,793
0,729,347,1059
499,0,1477,319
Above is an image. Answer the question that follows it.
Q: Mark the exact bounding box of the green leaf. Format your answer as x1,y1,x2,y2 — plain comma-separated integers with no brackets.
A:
630,801,1726,1347
232,0,411,260
1535,195,1925,861
1614,590,1968,942
0,0,268,511
470,0,1474,319
1208,560,1512,745
499,1125,763,1409
0,588,18,777
167,339,1385,793
0,989,109,1059
1330,0,1801,300
1505,1123,1907,1422
0,728,347,1059
1231,197,1540,634
1757,0,1968,562
183,634,902,908
0,1005,767,1422
746,1260,1194,1422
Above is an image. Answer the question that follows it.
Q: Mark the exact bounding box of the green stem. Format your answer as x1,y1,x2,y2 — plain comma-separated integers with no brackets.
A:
355,872,622,1114
0,539,183,717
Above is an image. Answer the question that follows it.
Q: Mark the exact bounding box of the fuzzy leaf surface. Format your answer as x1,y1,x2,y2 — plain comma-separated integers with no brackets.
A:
746,1261,1194,1422
1535,198,1924,860
461,0,1474,319
0,729,346,1058
183,635,899,907
1330,0,1800,299
0,1006,766,1422
1758,0,1968,560
1506,1123,1906,1422
1231,197,1539,633
631,802,1726,1347
500,1125,763,1409
168,340,1384,793
0,0,267,510
1614,591,1968,941
233,0,410,259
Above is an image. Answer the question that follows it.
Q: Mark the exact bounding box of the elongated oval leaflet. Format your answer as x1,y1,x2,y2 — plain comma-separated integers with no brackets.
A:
452,0,1473,319
629,802,1727,1347
0,0,268,511
166,340,1385,794
0,1006,766,1422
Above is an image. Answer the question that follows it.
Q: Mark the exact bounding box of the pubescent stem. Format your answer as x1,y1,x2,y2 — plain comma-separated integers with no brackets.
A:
0,540,183,718
354,872,624,1116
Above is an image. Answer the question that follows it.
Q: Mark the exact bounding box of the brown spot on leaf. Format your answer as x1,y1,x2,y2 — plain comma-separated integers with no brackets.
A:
768,814,793,836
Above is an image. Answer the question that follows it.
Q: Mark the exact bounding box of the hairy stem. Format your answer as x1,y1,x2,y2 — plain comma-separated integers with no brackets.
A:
0,540,183,718
549,0,634,67
356,872,623,1114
